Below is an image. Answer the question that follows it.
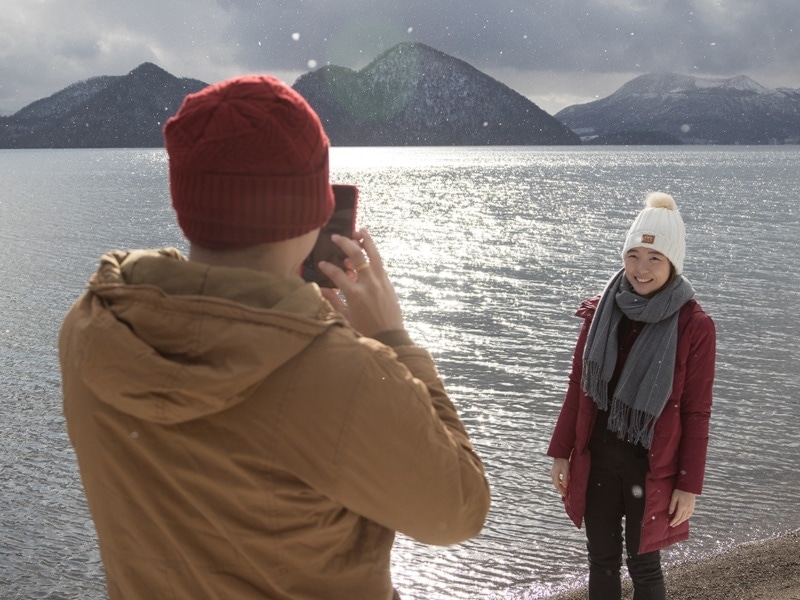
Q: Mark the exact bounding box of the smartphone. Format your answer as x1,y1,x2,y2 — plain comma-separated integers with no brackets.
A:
303,184,359,287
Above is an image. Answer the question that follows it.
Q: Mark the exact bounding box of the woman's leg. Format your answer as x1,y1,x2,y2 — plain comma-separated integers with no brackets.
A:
623,454,666,600
584,448,625,600
626,550,665,600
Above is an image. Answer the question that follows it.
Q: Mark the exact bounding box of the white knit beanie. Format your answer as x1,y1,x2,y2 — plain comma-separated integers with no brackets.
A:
622,192,686,274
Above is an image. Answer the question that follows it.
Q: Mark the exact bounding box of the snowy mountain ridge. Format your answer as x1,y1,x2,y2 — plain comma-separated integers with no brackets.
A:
616,72,785,97
0,63,207,148
1,46,798,147
557,72,800,144
292,42,579,145
13,76,118,122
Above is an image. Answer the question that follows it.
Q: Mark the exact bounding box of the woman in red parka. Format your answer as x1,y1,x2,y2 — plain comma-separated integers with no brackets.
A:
547,192,716,600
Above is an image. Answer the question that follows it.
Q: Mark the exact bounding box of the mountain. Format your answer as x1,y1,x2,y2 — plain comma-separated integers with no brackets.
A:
0,63,207,148
0,46,577,148
556,72,800,144
292,43,580,146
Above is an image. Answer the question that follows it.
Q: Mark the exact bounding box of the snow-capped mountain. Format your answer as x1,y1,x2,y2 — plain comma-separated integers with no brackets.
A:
556,72,800,144
0,63,206,148
0,45,578,148
2,52,797,147
12,75,118,122
293,42,579,146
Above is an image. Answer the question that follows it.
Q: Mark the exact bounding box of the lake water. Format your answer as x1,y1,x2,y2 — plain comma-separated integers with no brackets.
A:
1,146,799,599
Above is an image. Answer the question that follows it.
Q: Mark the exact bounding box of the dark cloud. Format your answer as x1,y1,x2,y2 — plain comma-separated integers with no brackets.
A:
216,0,800,83
0,0,797,115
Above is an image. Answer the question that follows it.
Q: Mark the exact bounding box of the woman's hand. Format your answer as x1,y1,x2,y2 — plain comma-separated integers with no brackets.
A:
550,458,570,497
317,228,405,338
669,489,696,527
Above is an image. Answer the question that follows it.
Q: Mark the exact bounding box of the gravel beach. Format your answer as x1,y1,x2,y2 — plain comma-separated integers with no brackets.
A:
547,529,800,600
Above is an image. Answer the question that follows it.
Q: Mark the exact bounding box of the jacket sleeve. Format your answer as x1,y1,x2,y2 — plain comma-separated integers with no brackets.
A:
675,310,717,494
318,338,491,546
546,303,595,459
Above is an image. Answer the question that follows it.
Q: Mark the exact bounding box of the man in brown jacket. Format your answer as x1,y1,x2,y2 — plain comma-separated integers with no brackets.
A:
59,75,490,599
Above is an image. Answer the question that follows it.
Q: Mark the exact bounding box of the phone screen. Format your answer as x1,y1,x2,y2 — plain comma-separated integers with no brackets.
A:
302,184,358,287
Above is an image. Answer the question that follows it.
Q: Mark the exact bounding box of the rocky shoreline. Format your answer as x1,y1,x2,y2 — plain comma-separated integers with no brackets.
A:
547,529,800,600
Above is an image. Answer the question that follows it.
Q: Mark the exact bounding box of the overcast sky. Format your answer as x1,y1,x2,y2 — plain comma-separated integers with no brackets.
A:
1,0,798,116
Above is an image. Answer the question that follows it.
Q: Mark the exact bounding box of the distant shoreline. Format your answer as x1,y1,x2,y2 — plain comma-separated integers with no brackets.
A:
546,529,800,599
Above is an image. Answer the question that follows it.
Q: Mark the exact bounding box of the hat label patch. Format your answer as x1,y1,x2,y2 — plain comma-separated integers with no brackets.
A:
642,234,655,244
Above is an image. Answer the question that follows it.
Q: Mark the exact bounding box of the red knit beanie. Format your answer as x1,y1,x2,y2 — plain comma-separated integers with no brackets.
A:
163,75,334,249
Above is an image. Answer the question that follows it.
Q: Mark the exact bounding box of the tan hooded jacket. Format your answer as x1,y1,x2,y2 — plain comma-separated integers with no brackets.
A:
60,248,490,600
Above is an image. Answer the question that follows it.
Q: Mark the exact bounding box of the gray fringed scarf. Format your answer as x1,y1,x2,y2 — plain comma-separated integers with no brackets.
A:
581,268,694,448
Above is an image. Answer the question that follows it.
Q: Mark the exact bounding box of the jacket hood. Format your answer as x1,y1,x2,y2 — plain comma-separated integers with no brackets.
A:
70,248,344,424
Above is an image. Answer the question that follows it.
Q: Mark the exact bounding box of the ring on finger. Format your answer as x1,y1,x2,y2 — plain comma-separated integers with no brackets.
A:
355,262,371,272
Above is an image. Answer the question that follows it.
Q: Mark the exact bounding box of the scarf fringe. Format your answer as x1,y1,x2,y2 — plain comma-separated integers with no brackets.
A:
581,359,608,410
607,399,657,449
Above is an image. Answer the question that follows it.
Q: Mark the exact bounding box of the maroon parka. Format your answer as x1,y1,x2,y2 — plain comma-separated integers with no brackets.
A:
547,295,716,554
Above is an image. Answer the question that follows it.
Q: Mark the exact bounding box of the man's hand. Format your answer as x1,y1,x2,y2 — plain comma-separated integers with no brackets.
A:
318,228,405,338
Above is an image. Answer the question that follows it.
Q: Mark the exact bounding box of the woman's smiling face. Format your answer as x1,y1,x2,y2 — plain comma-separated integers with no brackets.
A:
623,246,673,297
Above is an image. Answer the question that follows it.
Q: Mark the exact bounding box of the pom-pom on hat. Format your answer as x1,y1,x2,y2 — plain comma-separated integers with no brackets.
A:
622,192,686,274
163,75,336,249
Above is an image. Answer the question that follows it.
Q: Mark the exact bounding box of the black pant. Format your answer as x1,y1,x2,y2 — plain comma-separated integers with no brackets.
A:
585,429,665,600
